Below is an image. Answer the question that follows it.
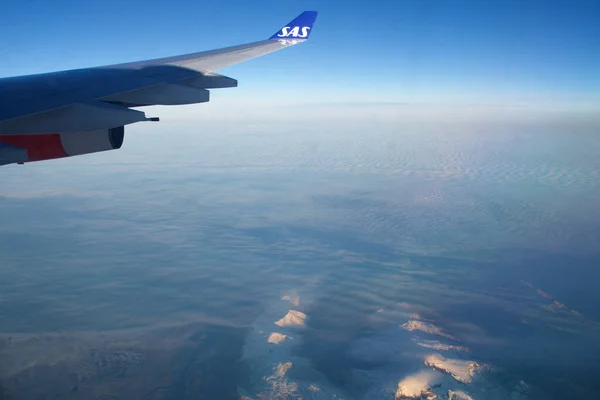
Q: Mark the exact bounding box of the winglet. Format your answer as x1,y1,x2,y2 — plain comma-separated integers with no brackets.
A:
269,11,318,40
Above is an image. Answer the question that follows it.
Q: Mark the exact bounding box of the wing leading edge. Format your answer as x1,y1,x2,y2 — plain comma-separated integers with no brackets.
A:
0,11,319,140
114,11,319,72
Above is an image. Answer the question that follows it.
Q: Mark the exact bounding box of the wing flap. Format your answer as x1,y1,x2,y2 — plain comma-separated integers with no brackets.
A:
0,101,151,135
182,72,237,89
102,83,210,106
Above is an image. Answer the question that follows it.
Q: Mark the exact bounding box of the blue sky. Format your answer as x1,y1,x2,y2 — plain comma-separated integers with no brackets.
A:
0,0,598,110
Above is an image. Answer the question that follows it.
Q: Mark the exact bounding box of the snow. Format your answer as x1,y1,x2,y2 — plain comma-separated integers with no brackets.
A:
395,370,442,399
448,390,474,400
282,294,300,307
401,320,455,340
424,354,487,384
275,361,293,377
268,332,290,344
240,292,345,399
275,310,307,328
415,339,469,352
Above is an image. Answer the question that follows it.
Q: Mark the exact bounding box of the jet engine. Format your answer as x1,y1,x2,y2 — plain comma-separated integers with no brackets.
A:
0,126,125,165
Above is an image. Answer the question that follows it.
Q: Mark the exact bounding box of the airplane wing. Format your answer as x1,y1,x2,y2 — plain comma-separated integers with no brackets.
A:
0,11,318,166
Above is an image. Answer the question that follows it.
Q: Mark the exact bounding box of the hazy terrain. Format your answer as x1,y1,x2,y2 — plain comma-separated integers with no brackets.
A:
1,108,599,399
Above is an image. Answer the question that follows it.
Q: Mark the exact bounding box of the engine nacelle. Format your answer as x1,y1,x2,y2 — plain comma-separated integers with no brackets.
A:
0,126,125,165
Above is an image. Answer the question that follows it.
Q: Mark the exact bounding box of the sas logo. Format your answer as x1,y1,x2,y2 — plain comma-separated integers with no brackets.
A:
277,26,311,38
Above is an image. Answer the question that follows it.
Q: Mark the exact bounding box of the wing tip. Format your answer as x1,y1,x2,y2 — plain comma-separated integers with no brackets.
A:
269,11,319,40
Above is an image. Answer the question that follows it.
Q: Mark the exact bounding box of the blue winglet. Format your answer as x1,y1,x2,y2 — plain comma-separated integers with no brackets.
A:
269,11,318,40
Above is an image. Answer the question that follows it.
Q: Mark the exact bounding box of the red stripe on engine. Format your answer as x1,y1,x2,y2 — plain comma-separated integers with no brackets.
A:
0,134,68,162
